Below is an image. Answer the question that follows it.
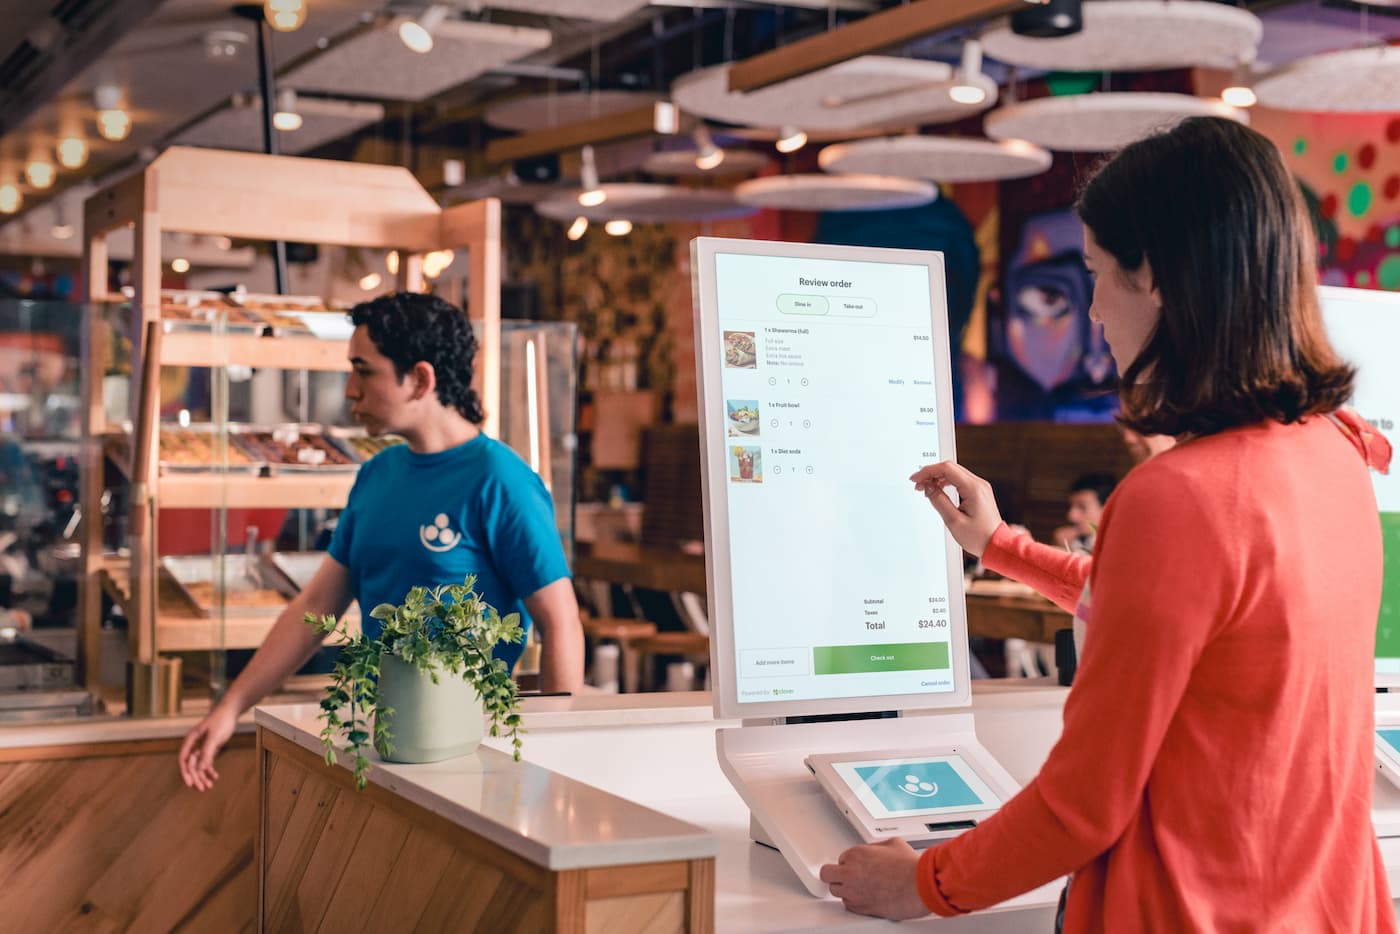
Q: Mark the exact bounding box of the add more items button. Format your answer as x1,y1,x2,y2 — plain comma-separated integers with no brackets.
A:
813,641,949,675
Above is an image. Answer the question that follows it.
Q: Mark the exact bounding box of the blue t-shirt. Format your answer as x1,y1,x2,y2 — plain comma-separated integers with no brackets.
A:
328,435,569,672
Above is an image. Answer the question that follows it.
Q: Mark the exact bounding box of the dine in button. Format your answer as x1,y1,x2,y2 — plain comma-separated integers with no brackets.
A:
777,294,829,316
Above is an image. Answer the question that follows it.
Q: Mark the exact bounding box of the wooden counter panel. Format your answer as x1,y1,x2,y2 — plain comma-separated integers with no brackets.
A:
0,733,256,931
258,728,714,933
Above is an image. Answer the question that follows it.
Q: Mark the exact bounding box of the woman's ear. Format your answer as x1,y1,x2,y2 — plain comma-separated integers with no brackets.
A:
1136,258,1163,311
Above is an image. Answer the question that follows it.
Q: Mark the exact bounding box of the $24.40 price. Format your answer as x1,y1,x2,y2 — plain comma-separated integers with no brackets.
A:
917,619,948,630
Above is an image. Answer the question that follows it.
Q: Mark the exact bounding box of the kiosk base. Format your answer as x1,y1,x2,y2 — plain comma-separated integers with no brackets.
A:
718,712,1019,897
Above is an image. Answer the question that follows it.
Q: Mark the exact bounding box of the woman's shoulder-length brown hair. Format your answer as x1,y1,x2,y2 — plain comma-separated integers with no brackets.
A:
1076,115,1353,439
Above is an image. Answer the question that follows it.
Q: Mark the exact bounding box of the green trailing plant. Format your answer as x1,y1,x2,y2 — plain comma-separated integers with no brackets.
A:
308,576,525,789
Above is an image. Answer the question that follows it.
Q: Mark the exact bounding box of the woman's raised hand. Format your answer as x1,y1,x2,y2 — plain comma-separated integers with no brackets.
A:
910,461,1004,558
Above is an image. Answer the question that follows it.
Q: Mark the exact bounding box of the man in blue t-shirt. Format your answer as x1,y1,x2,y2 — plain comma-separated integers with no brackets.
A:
180,293,582,791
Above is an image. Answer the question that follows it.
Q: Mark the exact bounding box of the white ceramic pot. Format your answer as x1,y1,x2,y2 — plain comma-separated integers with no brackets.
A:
374,652,484,763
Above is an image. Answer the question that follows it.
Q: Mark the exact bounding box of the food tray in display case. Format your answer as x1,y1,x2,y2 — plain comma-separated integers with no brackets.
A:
161,554,296,617
159,289,264,332
234,293,354,339
236,423,358,473
265,551,325,592
326,426,406,463
158,424,266,475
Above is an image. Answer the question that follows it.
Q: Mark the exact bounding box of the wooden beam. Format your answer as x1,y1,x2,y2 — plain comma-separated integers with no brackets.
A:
484,105,659,166
727,0,1023,93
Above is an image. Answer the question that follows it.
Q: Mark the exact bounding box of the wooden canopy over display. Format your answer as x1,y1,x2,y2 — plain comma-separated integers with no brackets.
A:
77,147,503,695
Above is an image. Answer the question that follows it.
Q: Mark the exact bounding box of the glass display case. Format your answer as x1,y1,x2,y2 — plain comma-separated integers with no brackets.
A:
495,319,579,564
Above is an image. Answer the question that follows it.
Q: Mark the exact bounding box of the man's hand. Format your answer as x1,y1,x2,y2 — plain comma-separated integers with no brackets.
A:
819,838,929,920
178,703,238,791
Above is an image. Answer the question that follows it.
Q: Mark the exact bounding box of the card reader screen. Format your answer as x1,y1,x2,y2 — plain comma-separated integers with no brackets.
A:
1378,729,1400,759
832,755,1002,820
711,251,959,706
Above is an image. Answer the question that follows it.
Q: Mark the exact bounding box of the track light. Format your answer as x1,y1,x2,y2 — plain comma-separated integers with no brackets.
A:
399,5,448,54
56,135,88,169
359,272,382,291
567,216,588,240
272,88,303,131
604,219,632,236
578,145,606,207
0,184,22,215
171,258,191,274
694,124,724,171
775,126,808,154
264,0,308,33
950,39,988,105
94,84,131,142
386,250,400,275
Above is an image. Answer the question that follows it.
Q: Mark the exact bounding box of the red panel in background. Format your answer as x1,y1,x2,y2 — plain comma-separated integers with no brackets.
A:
158,508,288,555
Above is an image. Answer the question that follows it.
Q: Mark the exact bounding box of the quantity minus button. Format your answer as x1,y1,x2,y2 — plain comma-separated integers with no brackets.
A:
777,294,830,315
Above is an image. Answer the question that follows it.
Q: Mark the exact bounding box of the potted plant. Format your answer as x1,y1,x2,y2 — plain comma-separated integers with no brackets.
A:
307,576,525,789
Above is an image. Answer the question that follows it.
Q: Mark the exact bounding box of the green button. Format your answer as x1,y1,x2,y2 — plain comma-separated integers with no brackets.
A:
813,641,949,675
777,293,829,315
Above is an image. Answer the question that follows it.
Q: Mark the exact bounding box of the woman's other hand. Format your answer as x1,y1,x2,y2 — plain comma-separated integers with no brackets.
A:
911,461,1004,558
819,839,929,920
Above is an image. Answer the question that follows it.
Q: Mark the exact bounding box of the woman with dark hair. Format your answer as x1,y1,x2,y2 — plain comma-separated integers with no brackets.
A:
821,117,1395,930
179,292,584,790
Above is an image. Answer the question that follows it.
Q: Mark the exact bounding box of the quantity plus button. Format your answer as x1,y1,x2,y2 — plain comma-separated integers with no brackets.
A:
813,641,949,675
777,294,830,315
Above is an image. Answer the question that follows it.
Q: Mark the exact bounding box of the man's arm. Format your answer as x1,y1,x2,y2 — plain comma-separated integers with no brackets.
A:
179,556,353,790
523,578,583,694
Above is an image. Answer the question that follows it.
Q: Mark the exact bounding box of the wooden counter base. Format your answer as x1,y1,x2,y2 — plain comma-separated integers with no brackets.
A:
0,733,257,931
257,728,714,933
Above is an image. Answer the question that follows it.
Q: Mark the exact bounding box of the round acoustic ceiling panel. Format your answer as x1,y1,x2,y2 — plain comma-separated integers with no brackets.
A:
984,93,1247,153
981,0,1261,72
452,177,564,205
818,136,1052,182
485,91,661,131
641,147,772,177
1254,46,1400,113
535,184,755,223
672,57,996,132
733,174,937,212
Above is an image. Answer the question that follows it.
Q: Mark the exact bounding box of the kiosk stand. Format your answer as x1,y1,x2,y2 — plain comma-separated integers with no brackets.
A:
690,237,1020,897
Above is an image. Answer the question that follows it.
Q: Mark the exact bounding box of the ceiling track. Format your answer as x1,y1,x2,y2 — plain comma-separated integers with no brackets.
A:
0,0,166,139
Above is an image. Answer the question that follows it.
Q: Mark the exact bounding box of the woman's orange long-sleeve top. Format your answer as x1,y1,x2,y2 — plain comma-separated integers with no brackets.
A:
920,413,1396,932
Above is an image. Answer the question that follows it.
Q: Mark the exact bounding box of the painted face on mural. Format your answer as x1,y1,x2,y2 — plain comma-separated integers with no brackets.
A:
1003,210,1113,393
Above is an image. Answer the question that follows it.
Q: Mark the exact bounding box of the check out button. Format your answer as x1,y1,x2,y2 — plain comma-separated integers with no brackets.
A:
777,294,829,315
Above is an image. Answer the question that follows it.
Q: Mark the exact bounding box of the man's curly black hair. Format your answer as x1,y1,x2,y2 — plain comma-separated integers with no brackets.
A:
350,292,485,425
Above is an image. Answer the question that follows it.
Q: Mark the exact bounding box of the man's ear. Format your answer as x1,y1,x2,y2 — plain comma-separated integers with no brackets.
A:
410,360,436,401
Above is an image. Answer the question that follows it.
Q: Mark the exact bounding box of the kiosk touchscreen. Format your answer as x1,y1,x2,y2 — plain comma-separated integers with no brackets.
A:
1376,722,1400,791
691,237,973,721
692,238,1019,886
1318,286,1400,689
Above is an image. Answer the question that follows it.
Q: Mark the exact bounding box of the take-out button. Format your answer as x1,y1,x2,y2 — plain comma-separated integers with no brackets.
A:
777,294,829,316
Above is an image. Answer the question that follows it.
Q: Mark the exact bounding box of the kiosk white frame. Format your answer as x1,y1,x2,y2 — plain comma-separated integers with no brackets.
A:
691,237,1019,895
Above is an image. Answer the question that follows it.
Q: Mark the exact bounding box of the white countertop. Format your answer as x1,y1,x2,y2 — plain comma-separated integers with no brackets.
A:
254,703,717,871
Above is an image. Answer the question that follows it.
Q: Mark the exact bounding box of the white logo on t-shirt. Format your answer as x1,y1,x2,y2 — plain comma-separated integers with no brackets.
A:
420,513,461,553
